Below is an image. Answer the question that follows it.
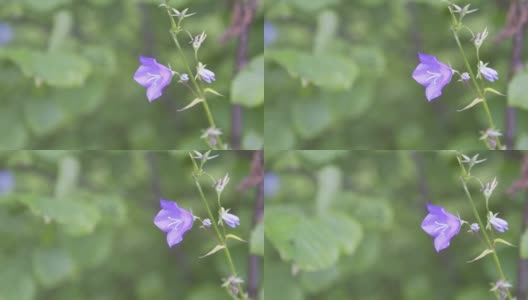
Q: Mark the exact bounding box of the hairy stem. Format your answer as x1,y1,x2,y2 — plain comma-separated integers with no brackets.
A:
193,175,246,300
460,177,513,300
163,4,225,149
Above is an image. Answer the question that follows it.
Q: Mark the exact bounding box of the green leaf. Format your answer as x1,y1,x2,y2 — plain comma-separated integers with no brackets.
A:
178,98,204,112
300,266,340,294
0,258,35,300
199,244,225,258
316,165,342,213
24,98,66,136
32,247,75,288
484,87,505,97
521,229,528,259
54,79,108,116
265,205,362,271
467,248,494,263
250,222,264,256
1,48,91,87
267,49,359,90
508,69,528,110
48,10,72,51
313,10,338,54
292,97,331,139
54,156,80,198
62,230,113,270
493,238,515,248
204,88,224,97
0,106,28,149
231,55,264,107
19,195,101,235
457,98,483,112
225,233,247,243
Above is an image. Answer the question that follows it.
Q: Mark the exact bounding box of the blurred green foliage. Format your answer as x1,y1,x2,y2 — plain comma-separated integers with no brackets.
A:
0,150,262,300
0,0,263,150
264,150,527,300
264,0,528,150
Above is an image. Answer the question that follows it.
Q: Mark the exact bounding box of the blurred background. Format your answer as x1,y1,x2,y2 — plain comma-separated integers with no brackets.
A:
264,150,528,300
0,0,263,150
264,0,528,150
0,150,263,300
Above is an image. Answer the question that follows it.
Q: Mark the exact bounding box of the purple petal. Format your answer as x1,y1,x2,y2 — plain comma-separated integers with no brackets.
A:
434,233,451,252
154,209,177,232
166,229,184,247
426,203,444,214
160,199,179,211
418,52,438,64
146,84,164,102
425,84,443,101
139,56,157,67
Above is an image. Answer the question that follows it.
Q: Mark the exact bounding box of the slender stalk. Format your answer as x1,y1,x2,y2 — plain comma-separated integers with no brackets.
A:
193,175,246,300
460,177,513,300
163,5,225,149
451,30,502,150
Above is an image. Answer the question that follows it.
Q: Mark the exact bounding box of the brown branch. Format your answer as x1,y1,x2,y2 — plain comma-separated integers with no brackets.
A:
221,0,259,149
495,0,528,149
517,197,528,300
245,150,263,300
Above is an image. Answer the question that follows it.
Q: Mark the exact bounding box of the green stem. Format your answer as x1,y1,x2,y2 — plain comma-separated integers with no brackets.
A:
193,175,246,300
164,6,225,149
460,178,513,300
451,29,503,150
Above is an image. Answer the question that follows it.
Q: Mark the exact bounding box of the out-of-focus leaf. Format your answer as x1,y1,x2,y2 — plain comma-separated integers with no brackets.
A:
508,69,528,110
0,257,35,300
267,49,359,90
1,48,91,87
250,221,264,256
286,0,340,12
32,247,75,288
316,165,342,213
314,10,338,54
521,229,528,259
0,106,28,149
265,205,362,271
24,98,66,136
48,10,72,51
231,55,264,107
292,97,332,139
54,156,80,198
19,194,101,235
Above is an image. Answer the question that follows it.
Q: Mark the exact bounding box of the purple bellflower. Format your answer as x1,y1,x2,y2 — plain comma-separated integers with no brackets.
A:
421,203,462,252
478,61,499,82
0,23,13,46
154,199,194,247
487,212,508,232
221,208,240,228
133,56,173,102
412,53,453,101
197,62,215,84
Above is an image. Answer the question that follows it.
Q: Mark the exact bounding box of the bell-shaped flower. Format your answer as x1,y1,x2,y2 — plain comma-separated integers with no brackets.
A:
220,207,240,228
133,56,173,102
477,61,499,82
154,199,194,247
421,203,461,252
487,212,508,232
412,53,453,101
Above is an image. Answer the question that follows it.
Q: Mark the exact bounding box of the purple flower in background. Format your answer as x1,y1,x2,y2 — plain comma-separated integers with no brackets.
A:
264,21,277,47
487,212,508,232
264,173,280,198
133,56,173,102
197,63,215,84
421,203,461,252
0,170,14,195
412,53,453,101
0,23,13,46
154,199,194,247
478,61,499,82
221,208,240,228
